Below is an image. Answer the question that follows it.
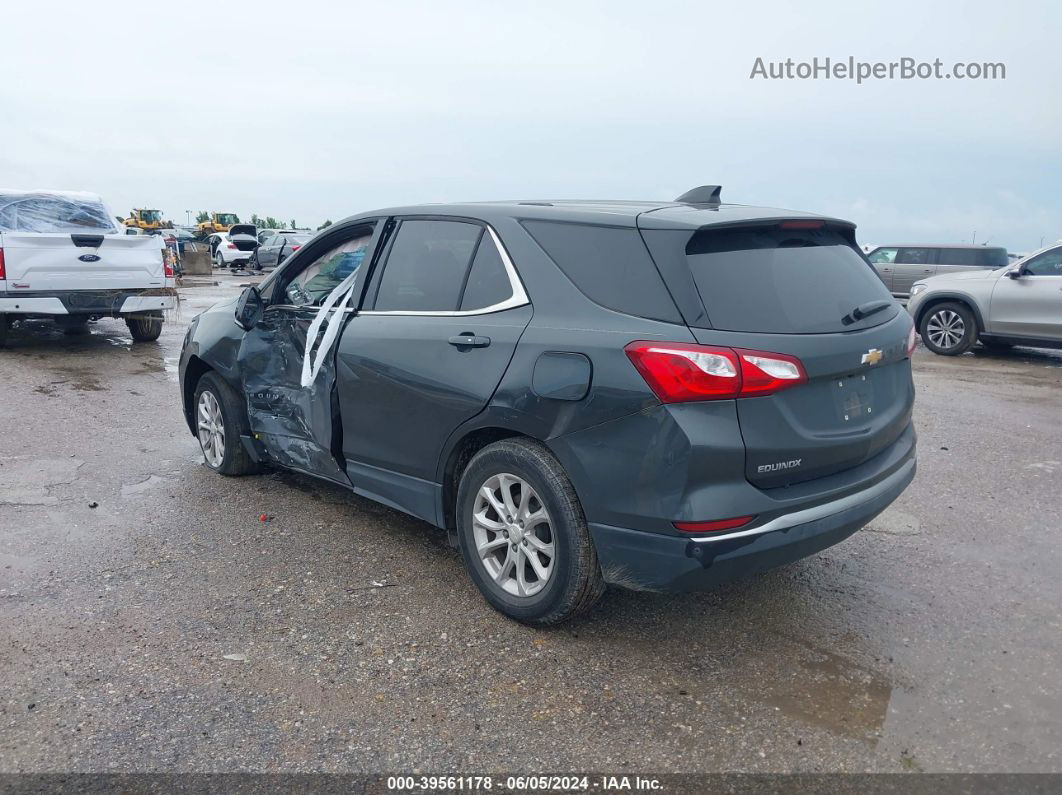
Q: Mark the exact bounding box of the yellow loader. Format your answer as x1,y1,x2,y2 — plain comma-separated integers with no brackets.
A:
195,212,240,238
124,209,172,232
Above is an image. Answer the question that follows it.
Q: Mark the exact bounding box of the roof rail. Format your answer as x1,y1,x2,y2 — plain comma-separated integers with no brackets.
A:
675,185,722,205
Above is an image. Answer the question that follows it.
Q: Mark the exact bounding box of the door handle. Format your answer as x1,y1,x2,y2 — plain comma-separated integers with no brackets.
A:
449,334,491,348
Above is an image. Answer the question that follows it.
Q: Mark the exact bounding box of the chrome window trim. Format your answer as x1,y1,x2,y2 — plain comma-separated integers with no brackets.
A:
688,459,915,544
359,225,529,317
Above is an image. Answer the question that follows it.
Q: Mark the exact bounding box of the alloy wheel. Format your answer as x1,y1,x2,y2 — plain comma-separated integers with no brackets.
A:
926,309,965,350
197,390,226,468
472,473,555,597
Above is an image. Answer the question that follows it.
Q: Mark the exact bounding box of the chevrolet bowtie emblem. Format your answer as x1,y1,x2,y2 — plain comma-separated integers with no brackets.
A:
861,348,883,366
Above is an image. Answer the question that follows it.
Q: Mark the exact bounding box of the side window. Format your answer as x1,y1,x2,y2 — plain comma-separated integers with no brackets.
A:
460,233,513,310
896,247,933,265
1024,249,1062,276
936,249,968,266
284,230,373,306
867,247,898,264
373,220,482,311
522,221,679,322
979,249,1009,267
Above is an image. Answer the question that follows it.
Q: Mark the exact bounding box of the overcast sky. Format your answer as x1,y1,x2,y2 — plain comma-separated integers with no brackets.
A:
2,0,1058,252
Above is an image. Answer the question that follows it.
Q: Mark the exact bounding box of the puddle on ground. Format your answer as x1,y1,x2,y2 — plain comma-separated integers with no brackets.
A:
50,366,106,392
753,645,893,741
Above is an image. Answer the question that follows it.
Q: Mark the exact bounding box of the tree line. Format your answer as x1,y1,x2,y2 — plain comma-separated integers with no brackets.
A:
193,211,333,231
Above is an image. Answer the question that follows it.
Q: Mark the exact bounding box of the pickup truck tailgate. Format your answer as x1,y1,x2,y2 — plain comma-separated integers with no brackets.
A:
0,232,167,292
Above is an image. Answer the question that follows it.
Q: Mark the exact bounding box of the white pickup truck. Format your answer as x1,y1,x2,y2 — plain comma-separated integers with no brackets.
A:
0,189,176,347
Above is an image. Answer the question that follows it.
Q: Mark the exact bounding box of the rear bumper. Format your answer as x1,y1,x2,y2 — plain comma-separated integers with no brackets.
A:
0,290,174,316
218,248,253,264
590,457,915,592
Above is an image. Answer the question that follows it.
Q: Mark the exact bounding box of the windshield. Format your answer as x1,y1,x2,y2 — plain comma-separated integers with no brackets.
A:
217,213,239,225
141,210,162,222
685,224,896,334
0,193,117,233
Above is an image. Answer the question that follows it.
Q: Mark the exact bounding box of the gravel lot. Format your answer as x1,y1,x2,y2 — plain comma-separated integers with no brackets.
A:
1,276,1060,773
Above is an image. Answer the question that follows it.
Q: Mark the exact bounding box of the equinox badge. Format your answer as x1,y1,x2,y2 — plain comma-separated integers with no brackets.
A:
861,348,883,366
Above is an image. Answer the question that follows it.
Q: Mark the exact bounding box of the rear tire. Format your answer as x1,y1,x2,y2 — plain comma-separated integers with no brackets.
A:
920,302,977,355
456,438,605,625
193,372,260,476
214,252,225,269
127,312,163,342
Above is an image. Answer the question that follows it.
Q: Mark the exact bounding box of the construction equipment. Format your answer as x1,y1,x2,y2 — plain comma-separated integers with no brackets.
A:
195,212,240,238
123,208,173,232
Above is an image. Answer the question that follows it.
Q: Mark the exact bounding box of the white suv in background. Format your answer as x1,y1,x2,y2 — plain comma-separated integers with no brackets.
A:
0,189,175,346
907,243,1062,355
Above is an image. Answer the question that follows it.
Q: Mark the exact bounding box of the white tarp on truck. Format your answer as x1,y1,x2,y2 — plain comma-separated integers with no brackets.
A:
0,189,119,234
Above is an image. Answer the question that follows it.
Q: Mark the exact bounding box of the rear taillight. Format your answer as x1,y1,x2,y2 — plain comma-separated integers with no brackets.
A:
227,243,237,249
624,341,807,403
674,515,756,534
290,245,300,251
906,324,918,357
164,260,174,278
0,247,5,279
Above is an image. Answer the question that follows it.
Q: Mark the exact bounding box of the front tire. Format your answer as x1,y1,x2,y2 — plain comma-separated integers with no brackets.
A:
193,372,260,476
456,439,605,625
127,313,163,342
920,302,977,355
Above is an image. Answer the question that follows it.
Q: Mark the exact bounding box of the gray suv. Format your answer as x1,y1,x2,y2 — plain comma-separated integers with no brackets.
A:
179,187,917,624
908,243,1062,355
867,244,1009,299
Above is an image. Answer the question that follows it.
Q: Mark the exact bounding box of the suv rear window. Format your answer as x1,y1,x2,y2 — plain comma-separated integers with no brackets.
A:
685,224,895,334
522,221,680,323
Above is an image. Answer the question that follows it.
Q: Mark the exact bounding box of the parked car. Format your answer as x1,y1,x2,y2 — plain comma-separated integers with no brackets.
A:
179,187,917,624
207,224,258,268
866,244,1009,299
256,228,306,244
251,233,311,270
908,243,1062,355
0,189,175,346
154,226,195,255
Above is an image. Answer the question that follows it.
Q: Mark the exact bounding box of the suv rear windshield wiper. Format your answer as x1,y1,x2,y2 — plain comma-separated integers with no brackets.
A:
842,299,891,325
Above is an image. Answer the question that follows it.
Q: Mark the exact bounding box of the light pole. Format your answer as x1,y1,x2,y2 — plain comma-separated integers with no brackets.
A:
185,210,192,227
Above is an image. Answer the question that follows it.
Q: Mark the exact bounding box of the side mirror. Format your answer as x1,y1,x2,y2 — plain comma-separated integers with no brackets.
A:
1006,269,1023,279
235,286,264,330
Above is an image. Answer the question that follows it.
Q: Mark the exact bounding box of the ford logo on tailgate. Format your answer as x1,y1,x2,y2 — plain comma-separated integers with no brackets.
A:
78,254,101,262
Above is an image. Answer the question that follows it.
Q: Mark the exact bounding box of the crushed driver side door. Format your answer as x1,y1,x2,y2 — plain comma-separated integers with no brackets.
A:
236,220,383,484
